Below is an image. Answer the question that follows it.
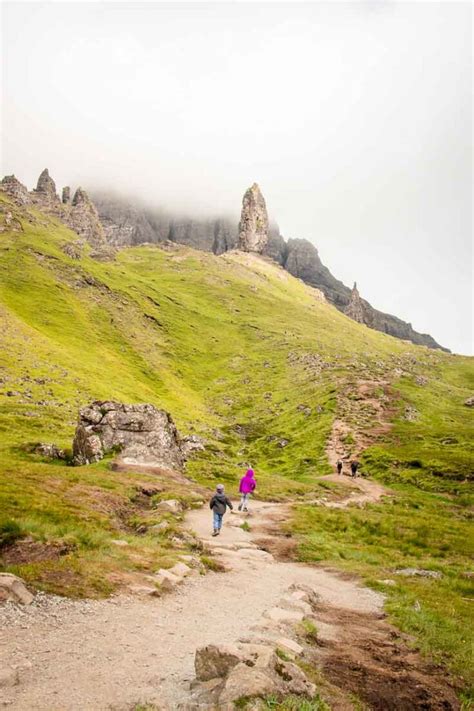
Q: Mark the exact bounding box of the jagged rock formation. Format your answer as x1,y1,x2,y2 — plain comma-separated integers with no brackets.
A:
0,175,30,205
67,187,106,246
284,238,350,308
238,183,269,253
344,282,365,323
0,172,446,350
72,401,185,469
34,168,59,201
284,238,446,350
1,169,108,252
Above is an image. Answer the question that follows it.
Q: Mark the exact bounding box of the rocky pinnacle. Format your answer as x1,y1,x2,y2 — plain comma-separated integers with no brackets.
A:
238,183,269,253
35,168,57,197
344,282,366,324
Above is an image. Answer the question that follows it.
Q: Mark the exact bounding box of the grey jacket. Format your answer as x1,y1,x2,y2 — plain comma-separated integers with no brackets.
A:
209,493,233,515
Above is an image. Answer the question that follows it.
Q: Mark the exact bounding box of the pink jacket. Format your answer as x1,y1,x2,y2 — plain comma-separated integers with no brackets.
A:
239,469,256,494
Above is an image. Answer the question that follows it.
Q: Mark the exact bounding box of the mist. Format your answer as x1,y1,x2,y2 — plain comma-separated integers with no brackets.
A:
1,2,472,354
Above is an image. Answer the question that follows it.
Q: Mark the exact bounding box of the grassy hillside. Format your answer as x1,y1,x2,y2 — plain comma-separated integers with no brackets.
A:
0,194,473,694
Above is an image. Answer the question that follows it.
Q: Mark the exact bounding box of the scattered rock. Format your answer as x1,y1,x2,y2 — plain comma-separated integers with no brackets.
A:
33,443,66,460
181,435,205,456
0,666,19,688
0,574,34,605
148,521,170,534
62,241,84,259
395,568,443,580
464,396,474,407
195,644,242,681
403,406,419,422
169,562,192,578
275,659,316,697
110,539,129,547
154,499,183,514
415,375,428,386
219,664,275,705
263,607,305,624
296,404,312,416
275,638,304,659
72,401,185,469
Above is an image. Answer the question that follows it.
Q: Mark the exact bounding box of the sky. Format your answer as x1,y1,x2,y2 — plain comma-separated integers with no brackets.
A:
1,2,472,354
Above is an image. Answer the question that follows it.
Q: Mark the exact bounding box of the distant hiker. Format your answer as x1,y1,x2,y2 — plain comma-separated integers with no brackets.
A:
238,468,256,512
350,460,359,477
210,484,233,536
336,458,343,475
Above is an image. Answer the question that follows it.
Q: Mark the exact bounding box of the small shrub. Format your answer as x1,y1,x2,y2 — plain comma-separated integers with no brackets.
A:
200,555,226,572
0,519,24,548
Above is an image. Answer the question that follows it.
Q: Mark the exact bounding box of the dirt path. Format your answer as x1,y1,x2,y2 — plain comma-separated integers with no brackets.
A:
0,487,460,711
0,497,383,711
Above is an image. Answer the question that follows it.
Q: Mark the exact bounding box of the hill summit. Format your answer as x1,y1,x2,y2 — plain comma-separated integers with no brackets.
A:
1,170,447,351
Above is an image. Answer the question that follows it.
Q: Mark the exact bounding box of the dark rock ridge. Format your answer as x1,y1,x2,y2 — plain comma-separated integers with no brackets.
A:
238,182,269,253
92,191,445,350
0,172,446,350
72,401,185,469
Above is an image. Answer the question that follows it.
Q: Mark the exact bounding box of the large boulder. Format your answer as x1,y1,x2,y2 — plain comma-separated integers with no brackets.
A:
192,641,315,707
72,401,185,469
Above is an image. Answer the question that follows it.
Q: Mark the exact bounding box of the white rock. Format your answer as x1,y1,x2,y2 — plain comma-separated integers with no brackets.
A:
169,562,192,578
276,638,304,658
110,539,129,547
154,499,183,514
0,574,34,605
263,607,304,624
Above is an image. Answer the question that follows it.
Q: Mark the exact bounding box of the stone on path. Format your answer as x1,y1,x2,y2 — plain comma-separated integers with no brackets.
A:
0,574,34,605
263,607,305,624
276,638,304,659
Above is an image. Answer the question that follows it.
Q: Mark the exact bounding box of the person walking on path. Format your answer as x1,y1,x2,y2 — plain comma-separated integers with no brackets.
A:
350,460,359,477
238,468,256,512
209,484,233,536
336,458,343,475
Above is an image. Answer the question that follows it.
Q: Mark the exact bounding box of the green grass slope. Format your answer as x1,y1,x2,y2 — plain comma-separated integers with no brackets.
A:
0,195,473,693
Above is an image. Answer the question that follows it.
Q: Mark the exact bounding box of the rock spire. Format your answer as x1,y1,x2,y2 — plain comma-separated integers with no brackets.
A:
238,183,269,253
35,168,57,198
0,175,30,205
344,282,366,324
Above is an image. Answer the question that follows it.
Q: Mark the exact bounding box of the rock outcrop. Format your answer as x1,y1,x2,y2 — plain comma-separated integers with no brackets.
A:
1,169,107,252
238,183,269,253
344,282,365,323
0,574,34,605
72,401,185,469
34,168,58,198
67,187,106,247
0,175,30,205
191,642,315,707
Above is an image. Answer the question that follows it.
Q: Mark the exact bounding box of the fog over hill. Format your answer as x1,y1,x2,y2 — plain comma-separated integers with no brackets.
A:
1,2,471,353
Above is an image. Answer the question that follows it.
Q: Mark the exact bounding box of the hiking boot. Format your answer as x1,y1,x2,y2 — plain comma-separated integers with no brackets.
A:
238,504,243,511
212,529,219,536
243,508,248,512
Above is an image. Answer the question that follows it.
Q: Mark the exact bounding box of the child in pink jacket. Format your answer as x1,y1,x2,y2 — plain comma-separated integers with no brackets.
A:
238,469,256,512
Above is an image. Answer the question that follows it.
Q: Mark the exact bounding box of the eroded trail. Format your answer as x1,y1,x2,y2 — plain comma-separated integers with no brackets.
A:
0,487,460,711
